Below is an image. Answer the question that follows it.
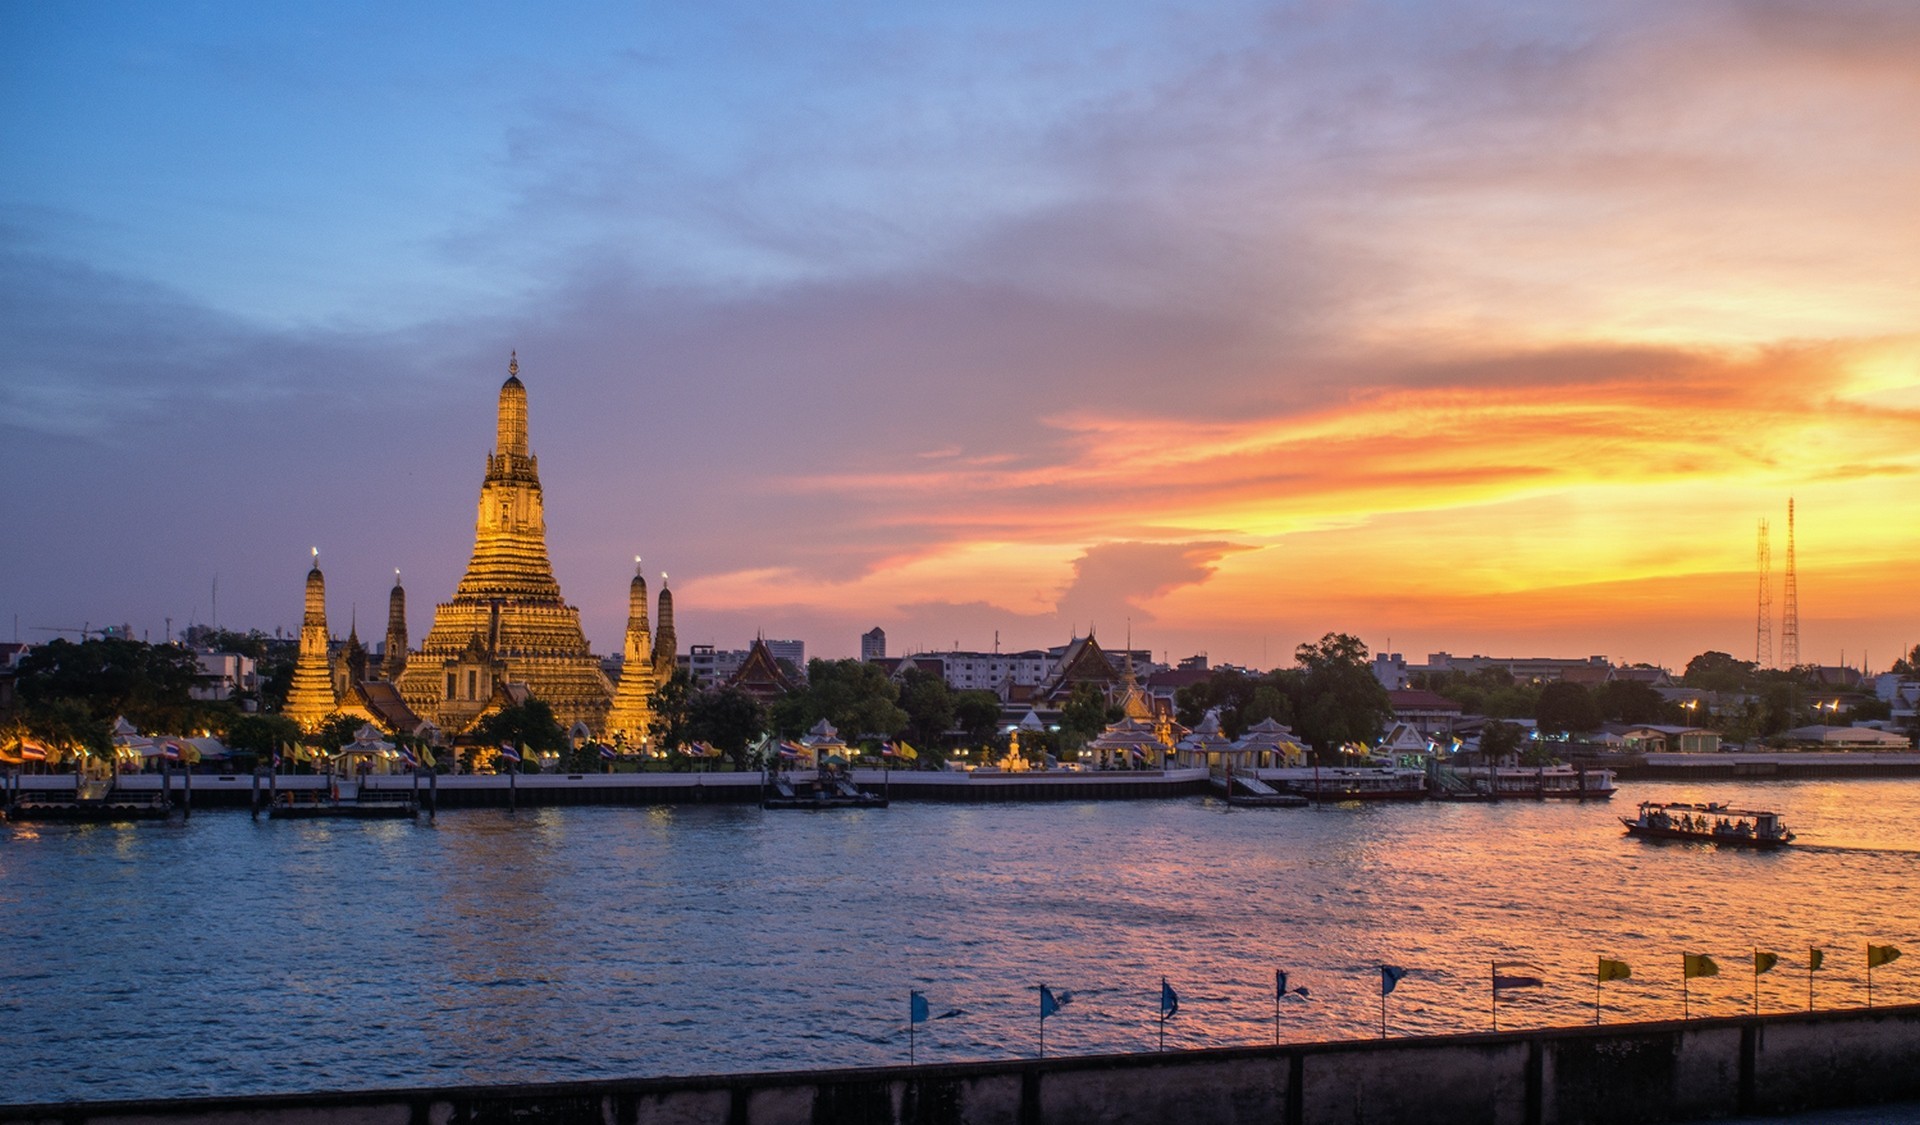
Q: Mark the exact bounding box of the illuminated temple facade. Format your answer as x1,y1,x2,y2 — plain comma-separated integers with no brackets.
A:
393,357,614,733
286,356,684,742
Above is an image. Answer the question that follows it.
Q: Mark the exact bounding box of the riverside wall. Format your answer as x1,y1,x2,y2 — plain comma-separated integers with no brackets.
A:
5,1005,1918,1125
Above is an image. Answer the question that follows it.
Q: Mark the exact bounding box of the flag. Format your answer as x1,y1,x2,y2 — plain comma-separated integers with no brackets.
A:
520,742,535,761
496,743,521,763
20,740,48,761
1869,944,1903,969
1380,965,1407,996
1684,953,1720,979
1160,978,1179,1020
1754,952,1779,975
1809,948,1825,972
1598,958,1632,982
399,747,419,768
880,742,898,757
599,743,617,760
911,991,929,1024
272,748,283,769
1494,963,1545,990
778,741,803,760
1040,986,1071,1019
419,745,436,768
160,740,183,762
1276,969,1310,1000
896,740,918,761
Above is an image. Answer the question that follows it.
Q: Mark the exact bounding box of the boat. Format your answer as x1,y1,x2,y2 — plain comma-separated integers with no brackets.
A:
1620,801,1793,849
762,768,888,810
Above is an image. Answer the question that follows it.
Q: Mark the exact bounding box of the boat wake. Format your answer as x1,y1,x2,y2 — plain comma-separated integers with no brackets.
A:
1790,842,1920,858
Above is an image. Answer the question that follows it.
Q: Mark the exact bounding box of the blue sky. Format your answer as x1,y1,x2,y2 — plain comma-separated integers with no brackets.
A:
4,1,1917,668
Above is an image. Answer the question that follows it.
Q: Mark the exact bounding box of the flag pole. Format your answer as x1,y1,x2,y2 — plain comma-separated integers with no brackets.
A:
909,993,916,1066
1808,948,1814,1012
1594,959,1601,1026
1491,960,1498,1032
1683,969,1690,1020
1039,985,1046,1059
1752,947,1758,1016
1379,986,1387,1039
1273,972,1280,1046
1867,946,1873,1009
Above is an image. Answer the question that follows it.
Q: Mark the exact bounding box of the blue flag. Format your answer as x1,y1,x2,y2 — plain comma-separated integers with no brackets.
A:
1040,986,1071,1019
1160,978,1179,1020
1381,965,1408,996
911,991,929,1024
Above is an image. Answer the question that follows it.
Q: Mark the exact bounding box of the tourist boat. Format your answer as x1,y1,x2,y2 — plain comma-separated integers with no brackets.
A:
1620,801,1793,849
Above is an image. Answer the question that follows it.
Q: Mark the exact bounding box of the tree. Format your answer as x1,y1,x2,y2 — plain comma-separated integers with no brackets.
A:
312,713,366,753
687,686,769,769
771,659,908,741
474,699,566,771
1480,719,1523,762
224,713,302,759
1891,644,1920,676
1683,651,1757,694
1059,681,1116,752
1291,633,1393,761
1535,681,1602,736
1596,679,1665,724
952,691,1002,747
1241,684,1293,730
898,669,956,749
15,637,202,731
648,667,695,752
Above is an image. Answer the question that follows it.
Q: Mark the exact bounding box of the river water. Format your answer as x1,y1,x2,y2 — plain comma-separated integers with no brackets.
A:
2,779,1915,1104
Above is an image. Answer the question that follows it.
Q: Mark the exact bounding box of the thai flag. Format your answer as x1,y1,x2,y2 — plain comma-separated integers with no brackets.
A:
497,743,522,763
1128,747,1146,761
777,741,803,760
880,742,897,757
598,743,617,760
272,749,283,769
398,748,420,769
161,741,183,762
20,741,49,762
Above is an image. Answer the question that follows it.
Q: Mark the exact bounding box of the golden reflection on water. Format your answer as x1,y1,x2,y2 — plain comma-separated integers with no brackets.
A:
0,779,1915,1101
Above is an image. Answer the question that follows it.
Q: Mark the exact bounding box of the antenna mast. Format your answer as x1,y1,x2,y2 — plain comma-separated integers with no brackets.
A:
1780,497,1800,668
1755,518,1772,668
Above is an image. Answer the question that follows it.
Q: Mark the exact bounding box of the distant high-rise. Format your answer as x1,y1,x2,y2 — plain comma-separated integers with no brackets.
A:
1781,498,1800,668
1755,518,1772,669
860,627,886,662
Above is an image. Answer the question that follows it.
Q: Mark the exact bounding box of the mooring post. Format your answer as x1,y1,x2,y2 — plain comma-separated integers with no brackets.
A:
251,768,261,821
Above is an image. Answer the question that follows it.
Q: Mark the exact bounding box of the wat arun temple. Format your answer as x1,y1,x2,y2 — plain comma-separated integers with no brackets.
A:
283,356,673,745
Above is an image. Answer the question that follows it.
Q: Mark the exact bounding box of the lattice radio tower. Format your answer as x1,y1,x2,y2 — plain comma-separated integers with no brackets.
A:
1755,518,1772,669
1780,497,1800,668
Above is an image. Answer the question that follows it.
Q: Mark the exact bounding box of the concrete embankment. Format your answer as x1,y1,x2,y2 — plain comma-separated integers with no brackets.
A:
5,1005,1916,1125
1585,752,1920,781
8,768,1214,810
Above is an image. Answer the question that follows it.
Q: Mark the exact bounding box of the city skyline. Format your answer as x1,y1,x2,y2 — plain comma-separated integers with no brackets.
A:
4,2,1917,671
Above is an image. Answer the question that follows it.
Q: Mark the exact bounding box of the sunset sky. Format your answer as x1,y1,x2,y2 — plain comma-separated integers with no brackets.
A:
4,1,1916,671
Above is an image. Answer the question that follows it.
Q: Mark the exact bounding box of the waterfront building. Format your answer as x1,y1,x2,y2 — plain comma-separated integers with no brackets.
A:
284,554,338,732
394,357,614,734
1388,688,1464,737
1234,717,1308,767
603,561,656,747
1423,652,1615,685
725,637,797,702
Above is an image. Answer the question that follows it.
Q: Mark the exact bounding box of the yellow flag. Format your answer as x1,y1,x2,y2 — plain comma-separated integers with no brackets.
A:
1684,953,1720,979
1809,948,1825,972
1868,944,1902,969
1754,952,1778,975
896,740,918,761
1598,958,1631,982
420,746,436,767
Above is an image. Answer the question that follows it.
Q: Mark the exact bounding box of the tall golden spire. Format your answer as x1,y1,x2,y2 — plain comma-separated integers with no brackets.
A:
396,358,613,733
381,569,408,681
285,549,340,732
652,573,677,686
604,557,656,745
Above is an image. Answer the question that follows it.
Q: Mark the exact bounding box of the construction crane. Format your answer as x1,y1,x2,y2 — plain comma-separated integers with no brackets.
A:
30,624,113,640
